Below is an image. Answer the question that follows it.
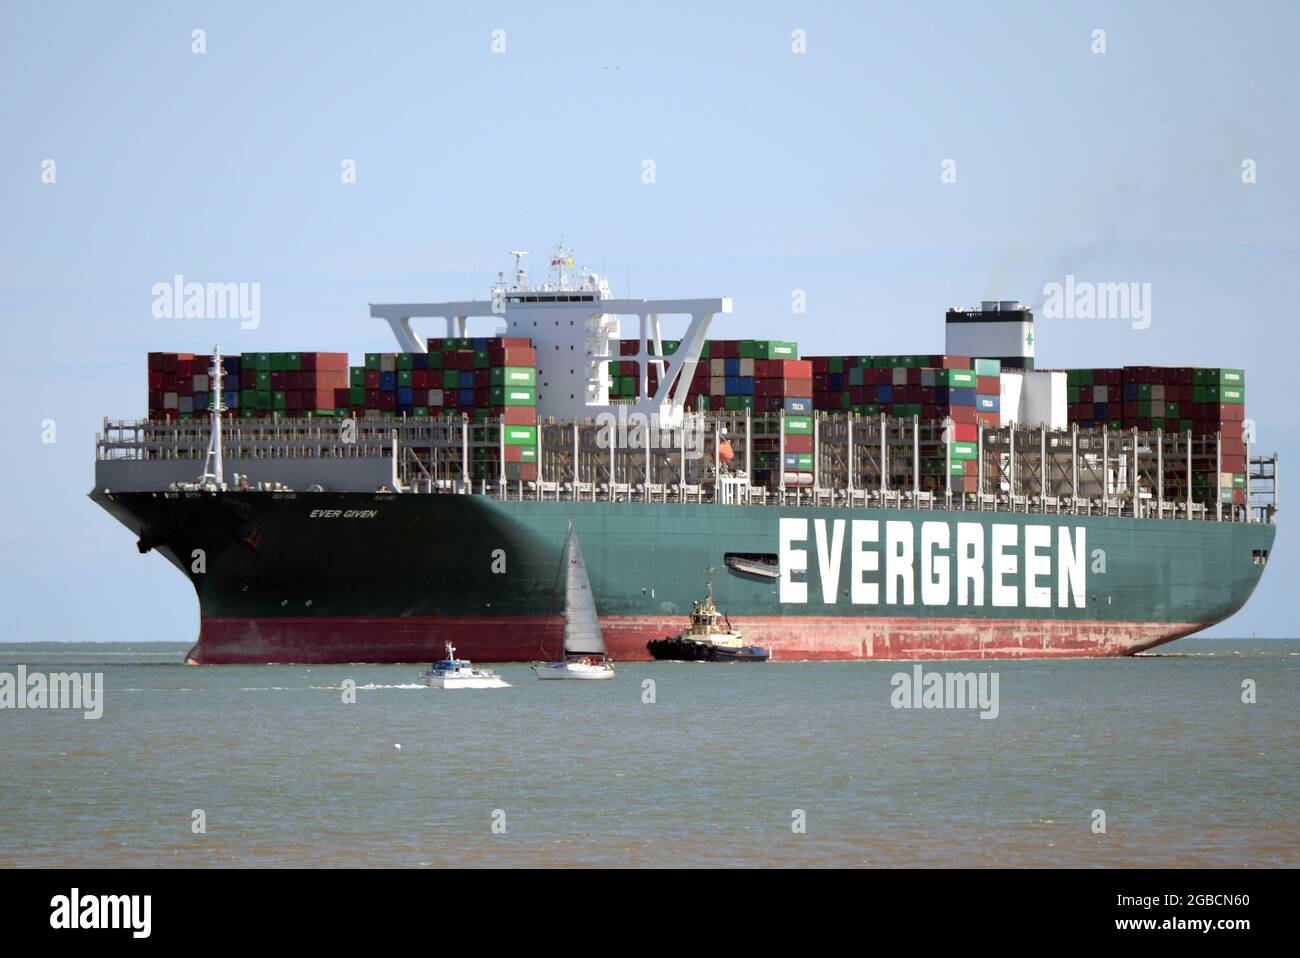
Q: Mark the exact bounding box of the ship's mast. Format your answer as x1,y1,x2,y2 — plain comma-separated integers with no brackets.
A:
200,345,226,489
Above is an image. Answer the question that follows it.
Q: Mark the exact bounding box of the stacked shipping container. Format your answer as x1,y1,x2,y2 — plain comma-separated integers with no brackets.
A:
148,352,348,421
1065,366,1247,505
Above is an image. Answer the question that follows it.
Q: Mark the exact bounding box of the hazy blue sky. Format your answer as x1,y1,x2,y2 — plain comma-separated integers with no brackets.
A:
2,1,1296,640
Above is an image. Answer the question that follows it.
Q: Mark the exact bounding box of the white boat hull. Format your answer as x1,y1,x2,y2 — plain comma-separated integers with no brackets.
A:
533,661,615,680
421,675,511,689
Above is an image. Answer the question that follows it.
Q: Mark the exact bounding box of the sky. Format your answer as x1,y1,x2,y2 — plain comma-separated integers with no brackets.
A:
1,1,1297,641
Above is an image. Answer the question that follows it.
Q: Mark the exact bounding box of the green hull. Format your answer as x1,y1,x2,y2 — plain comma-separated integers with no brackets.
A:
92,490,1276,662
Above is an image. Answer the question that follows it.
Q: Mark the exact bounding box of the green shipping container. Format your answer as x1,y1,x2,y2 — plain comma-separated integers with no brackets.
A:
755,340,798,360
947,369,978,388
784,415,812,435
490,366,536,386
443,370,460,389
948,441,978,460
494,386,537,407
1195,368,1245,387
365,353,381,371
286,352,302,372
504,425,537,446
350,367,365,387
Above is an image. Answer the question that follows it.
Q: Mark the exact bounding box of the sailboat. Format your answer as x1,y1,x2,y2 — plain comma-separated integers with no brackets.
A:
533,521,615,680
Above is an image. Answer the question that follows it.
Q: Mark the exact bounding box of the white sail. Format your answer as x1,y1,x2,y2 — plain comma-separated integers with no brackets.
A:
562,521,606,656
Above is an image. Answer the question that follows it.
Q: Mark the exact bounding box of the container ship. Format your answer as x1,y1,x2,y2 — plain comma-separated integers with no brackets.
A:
91,246,1278,663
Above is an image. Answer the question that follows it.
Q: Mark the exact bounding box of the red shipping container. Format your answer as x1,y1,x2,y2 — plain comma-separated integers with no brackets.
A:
1221,437,1246,457
950,422,978,441
784,434,813,454
285,371,302,389
496,337,533,349
365,389,381,407
148,352,165,372
777,359,813,378
1216,404,1245,422
365,370,381,389
148,390,163,410
489,346,535,366
334,388,350,408
302,352,348,372
947,405,977,425
976,376,998,394
487,406,537,425
286,391,303,411
518,463,538,481
1221,454,1246,473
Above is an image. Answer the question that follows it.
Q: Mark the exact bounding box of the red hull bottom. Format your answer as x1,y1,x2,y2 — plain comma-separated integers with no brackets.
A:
189,615,1204,664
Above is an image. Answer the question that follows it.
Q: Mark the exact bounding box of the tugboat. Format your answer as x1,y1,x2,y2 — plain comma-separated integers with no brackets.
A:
647,570,769,662
420,641,511,688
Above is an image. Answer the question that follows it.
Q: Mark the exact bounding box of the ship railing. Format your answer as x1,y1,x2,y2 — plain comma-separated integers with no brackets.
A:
95,416,1277,525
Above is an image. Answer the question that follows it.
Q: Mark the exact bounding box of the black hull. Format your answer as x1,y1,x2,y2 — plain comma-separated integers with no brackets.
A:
646,637,770,662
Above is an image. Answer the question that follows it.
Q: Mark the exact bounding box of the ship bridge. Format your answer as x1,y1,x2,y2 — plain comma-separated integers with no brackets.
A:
369,246,731,425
